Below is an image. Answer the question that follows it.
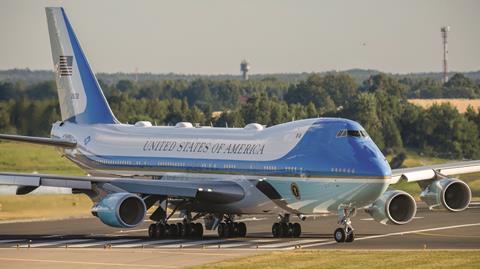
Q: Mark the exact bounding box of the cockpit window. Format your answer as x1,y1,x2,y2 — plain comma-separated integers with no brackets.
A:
336,129,369,138
336,129,347,137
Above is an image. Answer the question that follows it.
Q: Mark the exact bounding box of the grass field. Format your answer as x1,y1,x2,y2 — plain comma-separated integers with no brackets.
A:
0,194,92,221
189,250,480,269
0,141,84,175
408,98,480,113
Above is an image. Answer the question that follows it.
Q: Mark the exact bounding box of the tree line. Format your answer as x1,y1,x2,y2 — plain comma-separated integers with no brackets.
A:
1,72,480,162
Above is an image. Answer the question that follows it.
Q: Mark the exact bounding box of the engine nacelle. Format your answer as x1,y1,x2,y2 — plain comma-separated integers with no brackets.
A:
420,178,471,212
91,193,146,228
366,190,417,225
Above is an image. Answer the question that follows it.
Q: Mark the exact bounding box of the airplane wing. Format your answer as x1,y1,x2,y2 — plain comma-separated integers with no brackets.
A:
0,172,244,204
0,134,76,148
391,160,480,184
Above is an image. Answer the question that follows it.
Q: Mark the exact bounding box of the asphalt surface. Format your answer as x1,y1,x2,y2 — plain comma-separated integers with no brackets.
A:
0,203,479,268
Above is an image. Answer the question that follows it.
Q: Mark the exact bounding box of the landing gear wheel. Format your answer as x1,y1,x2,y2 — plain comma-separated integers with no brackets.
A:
233,222,240,236
148,224,156,239
176,223,184,237
218,222,226,238
272,223,281,237
224,222,233,237
280,222,289,237
292,223,301,238
169,224,178,237
182,223,191,237
334,228,346,243
156,224,165,238
345,230,355,243
193,223,204,237
238,222,247,237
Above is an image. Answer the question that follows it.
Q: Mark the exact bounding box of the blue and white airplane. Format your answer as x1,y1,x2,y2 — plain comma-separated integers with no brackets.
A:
0,7,477,243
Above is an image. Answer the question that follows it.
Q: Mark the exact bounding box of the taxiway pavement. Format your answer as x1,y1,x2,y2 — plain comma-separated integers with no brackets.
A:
0,203,479,268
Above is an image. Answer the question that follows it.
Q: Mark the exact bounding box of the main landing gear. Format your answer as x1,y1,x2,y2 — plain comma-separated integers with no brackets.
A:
334,208,355,243
147,201,204,239
148,222,203,239
272,214,302,238
217,221,247,238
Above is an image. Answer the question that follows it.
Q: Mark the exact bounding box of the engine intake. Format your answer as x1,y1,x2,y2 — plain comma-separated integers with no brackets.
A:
366,190,417,225
91,193,146,228
420,178,471,212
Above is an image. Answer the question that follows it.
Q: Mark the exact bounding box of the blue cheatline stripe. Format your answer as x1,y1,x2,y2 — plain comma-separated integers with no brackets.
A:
73,149,389,180
61,8,118,124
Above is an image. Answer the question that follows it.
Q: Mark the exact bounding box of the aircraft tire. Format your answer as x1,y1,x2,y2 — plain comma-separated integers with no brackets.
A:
155,224,165,238
218,222,226,238
233,222,240,236
176,223,184,237
148,224,156,239
334,228,346,243
238,222,247,237
345,230,354,243
272,223,280,237
292,223,301,237
194,223,204,237
280,222,289,237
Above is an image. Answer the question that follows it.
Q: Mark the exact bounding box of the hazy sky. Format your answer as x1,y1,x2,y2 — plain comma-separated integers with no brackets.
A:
0,0,479,74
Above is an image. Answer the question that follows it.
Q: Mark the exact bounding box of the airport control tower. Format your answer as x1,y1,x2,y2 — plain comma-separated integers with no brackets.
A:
240,59,250,80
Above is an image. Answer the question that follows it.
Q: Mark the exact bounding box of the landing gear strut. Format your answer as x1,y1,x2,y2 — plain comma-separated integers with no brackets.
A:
334,207,355,243
217,215,247,238
272,214,302,238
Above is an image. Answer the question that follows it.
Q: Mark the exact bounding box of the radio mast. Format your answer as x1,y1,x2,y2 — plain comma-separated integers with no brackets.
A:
441,26,450,83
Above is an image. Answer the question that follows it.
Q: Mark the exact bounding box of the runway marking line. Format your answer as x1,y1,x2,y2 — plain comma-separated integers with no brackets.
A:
300,222,480,248
0,247,259,254
16,239,93,248
68,238,139,248
0,257,177,268
414,232,480,238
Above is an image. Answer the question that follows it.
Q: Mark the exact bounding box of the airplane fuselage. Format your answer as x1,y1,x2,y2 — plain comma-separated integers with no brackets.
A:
52,117,391,215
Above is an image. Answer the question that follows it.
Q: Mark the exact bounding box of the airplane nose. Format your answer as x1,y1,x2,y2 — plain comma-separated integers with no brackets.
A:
365,144,391,177
352,140,391,178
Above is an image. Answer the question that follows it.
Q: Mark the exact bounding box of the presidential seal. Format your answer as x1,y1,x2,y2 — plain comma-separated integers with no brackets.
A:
291,182,301,200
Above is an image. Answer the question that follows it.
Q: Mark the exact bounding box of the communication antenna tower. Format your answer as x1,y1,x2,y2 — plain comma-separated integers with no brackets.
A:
441,26,450,83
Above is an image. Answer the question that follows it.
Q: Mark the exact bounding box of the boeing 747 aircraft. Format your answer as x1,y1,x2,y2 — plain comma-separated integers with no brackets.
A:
0,7,477,243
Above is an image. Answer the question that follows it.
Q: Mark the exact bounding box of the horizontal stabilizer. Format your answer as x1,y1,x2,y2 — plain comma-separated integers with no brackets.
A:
0,134,76,148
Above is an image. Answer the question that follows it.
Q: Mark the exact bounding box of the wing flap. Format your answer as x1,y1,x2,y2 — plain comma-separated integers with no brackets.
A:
0,174,40,186
0,172,244,204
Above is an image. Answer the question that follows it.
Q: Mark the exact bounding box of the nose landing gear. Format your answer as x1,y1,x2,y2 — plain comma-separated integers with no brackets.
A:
334,207,355,243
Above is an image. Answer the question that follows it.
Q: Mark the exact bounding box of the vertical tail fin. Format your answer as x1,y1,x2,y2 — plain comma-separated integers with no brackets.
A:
46,7,118,124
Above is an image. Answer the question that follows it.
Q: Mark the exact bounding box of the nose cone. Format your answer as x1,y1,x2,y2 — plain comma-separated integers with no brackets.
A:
351,139,391,178
343,121,391,178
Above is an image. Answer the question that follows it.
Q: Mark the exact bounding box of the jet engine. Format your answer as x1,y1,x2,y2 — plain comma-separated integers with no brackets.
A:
366,190,417,225
420,178,471,212
91,193,146,228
